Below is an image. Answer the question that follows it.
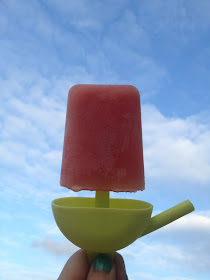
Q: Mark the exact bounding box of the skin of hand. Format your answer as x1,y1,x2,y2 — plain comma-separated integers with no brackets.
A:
58,249,128,280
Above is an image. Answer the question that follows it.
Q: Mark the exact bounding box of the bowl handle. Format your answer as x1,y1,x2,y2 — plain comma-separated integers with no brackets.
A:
140,200,194,237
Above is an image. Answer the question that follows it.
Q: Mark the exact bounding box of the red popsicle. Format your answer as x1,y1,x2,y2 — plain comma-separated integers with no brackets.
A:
60,84,145,192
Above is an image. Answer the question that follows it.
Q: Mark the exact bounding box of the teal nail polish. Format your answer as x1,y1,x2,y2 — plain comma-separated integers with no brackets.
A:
125,274,129,280
94,254,112,272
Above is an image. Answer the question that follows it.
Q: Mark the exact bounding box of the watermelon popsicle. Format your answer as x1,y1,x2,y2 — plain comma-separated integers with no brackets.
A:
60,84,145,193
52,84,194,256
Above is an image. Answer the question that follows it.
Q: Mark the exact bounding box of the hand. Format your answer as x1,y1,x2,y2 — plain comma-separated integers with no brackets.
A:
58,249,128,280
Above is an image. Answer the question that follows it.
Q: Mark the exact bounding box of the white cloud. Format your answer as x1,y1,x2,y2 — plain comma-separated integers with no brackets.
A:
161,211,210,233
43,150,62,166
162,277,197,280
137,0,210,36
35,222,62,237
151,211,210,261
0,260,56,280
105,9,150,52
30,212,210,276
86,51,120,83
0,70,209,209
0,0,54,39
142,104,210,186
31,237,78,256
129,272,198,280
1,2,209,280
118,211,210,278
9,96,65,145
102,40,167,93
122,239,209,275
0,237,19,248
44,0,129,31
0,72,66,189
0,210,12,220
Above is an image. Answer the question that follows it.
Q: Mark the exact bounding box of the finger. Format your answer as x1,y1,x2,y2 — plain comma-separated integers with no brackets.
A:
114,252,127,280
58,249,89,280
87,253,116,280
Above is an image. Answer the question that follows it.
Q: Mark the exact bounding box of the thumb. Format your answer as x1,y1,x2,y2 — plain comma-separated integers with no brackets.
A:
58,249,89,280
87,254,116,280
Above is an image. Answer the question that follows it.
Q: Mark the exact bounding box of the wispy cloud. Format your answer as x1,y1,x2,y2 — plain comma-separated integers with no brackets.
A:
44,0,129,31
1,69,209,208
137,0,210,35
1,2,209,280
142,104,210,186
152,211,210,271
130,272,197,280
102,41,167,93
0,210,12,220
31,237,78,256
0,260,56,280
0,237,20,248
31,211,210,277
105,9,150,52
119,211,210,278
159,211,210,234
122,240,209,276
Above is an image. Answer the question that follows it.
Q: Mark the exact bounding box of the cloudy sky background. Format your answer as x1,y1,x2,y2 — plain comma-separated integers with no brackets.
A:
0,0,210,279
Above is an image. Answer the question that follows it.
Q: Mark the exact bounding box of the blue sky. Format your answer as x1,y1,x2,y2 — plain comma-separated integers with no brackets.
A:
0,0,210,279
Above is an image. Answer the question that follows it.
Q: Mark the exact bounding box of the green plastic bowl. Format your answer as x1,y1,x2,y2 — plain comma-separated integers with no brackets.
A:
52,197,153,253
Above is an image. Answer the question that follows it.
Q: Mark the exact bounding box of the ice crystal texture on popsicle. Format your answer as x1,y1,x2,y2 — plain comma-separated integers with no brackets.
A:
60,84,145,192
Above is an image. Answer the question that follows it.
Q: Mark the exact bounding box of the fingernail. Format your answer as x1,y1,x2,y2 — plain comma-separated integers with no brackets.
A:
94,254,112,272
125,274,129,280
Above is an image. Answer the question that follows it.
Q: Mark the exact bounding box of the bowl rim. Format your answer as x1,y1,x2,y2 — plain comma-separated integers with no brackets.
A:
51,197,153,211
